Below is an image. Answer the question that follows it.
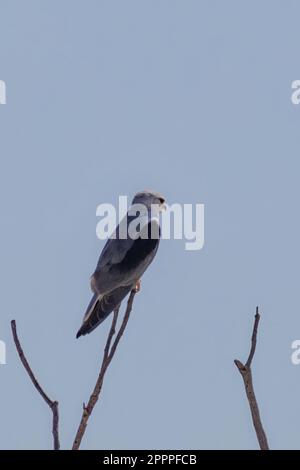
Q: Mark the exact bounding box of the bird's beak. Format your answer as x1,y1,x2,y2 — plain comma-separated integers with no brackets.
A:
160,202,167,212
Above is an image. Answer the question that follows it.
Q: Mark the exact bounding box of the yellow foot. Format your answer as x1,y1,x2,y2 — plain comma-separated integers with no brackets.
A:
134,280,141,293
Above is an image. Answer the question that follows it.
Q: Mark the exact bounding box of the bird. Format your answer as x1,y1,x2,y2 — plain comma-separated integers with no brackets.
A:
76,190,166,338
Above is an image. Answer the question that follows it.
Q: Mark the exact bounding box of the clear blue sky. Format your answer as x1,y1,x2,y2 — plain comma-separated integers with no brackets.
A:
0,0,300,450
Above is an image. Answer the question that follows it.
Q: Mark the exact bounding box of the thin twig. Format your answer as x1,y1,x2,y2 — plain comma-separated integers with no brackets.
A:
72,289,136,450
103,306,119,361
11,320,60,450
245,307,260,367
234,307,269,450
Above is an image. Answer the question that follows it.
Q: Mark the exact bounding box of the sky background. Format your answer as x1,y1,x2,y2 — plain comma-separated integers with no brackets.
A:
0,0,300,450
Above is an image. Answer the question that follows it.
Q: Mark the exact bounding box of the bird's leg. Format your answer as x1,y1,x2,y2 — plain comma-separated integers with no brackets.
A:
134,280,141,293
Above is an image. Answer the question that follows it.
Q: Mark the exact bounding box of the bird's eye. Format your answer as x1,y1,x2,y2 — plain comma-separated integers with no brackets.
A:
159,197,165,204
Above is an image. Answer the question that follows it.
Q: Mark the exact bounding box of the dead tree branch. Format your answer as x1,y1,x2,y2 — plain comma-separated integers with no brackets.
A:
234,307,269,450
11,320,60,450
72,289,136,450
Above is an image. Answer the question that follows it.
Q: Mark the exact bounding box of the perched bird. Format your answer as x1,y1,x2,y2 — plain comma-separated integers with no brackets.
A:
76,190,165,338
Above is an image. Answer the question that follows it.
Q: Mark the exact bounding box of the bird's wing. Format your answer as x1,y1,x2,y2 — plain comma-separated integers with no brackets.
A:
97,234,135,268
91,216,160,294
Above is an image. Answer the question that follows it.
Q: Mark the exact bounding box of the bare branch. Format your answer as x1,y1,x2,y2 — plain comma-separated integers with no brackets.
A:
234,307,269,450
51,401,60,450
72,289,136,450
245,306,260,367
11,320,60,450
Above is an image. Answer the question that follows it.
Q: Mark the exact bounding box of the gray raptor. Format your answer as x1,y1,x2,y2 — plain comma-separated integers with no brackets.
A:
76,190,165,338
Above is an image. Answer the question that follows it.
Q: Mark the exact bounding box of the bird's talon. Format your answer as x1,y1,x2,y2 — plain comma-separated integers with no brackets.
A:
134,280,141,293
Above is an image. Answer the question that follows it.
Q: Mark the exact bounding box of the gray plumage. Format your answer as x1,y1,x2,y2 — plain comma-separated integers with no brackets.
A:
76,190,165,338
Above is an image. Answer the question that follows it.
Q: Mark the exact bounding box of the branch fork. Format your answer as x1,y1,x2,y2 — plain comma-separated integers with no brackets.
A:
234,307,269,450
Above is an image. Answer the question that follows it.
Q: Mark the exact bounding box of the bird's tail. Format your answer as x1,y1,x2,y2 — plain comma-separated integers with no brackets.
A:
76,285,133,338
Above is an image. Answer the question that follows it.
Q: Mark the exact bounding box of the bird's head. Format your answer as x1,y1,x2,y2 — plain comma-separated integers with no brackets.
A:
132,190,166,212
